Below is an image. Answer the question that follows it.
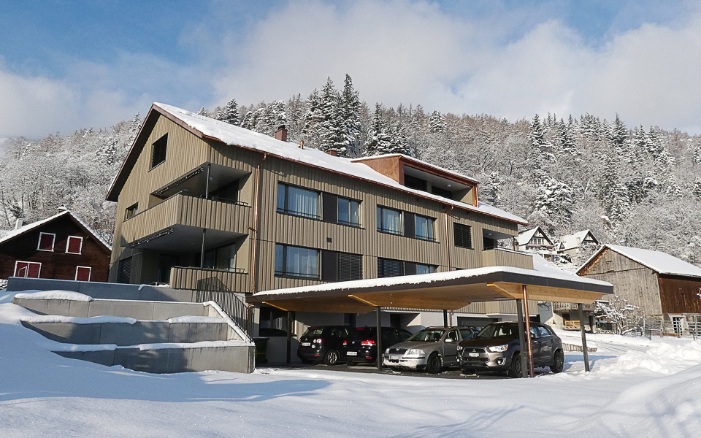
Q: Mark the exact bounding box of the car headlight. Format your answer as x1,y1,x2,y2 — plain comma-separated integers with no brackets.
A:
487,344,509,353
405,349,425,358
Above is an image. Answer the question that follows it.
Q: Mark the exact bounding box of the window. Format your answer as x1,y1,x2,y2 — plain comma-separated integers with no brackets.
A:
209,180,239,203
378,258,404,278
275,244,319,279
454,223,473,249
14,261,41,278
414,215,435,241
322,251,362,282
125,203,138,221
37,233,55,251
203,243,238,271
277,183,320,219
337,197,360,227
117,257,132,283
75,266,91,281
151,134,168,168
404,174,427,191
377,206,402,235
416,263,437,275
66,236,83,254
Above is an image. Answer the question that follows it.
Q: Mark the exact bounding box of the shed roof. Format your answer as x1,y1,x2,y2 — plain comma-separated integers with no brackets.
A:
580,244,701,279
248,262,612,314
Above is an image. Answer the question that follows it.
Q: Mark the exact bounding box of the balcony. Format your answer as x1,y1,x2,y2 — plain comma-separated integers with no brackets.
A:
553,302,596,313
170,266,250,292
121,194,251,251
481,248,534,270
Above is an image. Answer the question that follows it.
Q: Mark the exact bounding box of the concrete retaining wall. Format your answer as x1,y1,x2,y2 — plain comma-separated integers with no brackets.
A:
14,297,207,319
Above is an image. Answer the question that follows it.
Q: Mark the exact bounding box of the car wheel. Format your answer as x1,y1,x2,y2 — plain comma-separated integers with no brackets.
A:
426,353,442,374
508,353,522,378
324,349,340,366
550,349,564,373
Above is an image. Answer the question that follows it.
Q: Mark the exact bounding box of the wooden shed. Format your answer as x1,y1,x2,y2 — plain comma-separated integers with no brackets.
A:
578,244,701,335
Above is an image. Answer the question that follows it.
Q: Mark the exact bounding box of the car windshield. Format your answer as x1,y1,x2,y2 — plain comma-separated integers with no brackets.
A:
408,328,445,342
476,324,518,339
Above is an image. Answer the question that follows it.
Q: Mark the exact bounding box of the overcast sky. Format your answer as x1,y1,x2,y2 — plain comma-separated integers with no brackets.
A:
2,0,700,139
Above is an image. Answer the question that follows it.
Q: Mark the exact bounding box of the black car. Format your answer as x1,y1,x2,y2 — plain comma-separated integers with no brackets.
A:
297,325,351,365
345,327,413,366
458,322,564,377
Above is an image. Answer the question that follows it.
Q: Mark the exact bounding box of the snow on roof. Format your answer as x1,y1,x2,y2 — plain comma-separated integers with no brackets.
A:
152,103,526,225
258,262,611,297
0,210,111,251
516,227,540,246
602,245,701,278
559,230,596,251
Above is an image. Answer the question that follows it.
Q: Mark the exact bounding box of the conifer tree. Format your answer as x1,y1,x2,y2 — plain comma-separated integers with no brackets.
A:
216,98,240,125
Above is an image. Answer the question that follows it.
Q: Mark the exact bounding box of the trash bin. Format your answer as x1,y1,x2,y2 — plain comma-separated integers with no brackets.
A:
252,337,269,365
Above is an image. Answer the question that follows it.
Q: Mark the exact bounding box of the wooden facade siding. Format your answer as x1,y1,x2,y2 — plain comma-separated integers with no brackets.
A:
457,300,538,315
120,194,251,244
481,249,533,270
657,275,701,314
170,266,249,293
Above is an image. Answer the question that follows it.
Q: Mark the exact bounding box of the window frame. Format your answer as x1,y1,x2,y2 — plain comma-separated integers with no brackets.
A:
454,223,473,249
336,196,361,227
276,183,321,220
414,214,436,241
14,261,41,278
275,243,320,279
124,203,138,221
150,134,168,169
66,236,84,254
75,266,92,281
377,206,403,236
37,232,56,252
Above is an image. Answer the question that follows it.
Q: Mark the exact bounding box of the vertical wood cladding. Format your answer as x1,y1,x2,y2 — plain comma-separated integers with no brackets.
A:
657,275,701,314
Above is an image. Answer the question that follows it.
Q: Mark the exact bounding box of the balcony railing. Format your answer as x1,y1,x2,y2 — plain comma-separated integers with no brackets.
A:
481,248,534,270
170,266,249,293
122,194,251,244
553,302,596,312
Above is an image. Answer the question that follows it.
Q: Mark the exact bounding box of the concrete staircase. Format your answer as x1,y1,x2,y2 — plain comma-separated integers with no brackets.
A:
12,289,255,374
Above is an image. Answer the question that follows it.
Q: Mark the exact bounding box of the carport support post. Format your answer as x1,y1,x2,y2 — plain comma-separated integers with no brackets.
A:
578,304,591,372
516,299,528,378
376,306,383,371
286,311,295,365
522,285,535,378
443,309,448,327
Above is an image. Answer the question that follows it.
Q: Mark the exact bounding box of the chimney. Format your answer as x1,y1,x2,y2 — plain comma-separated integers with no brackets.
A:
299,140,304,149
326,149,337,157
14,218,24,230
274,125,288,142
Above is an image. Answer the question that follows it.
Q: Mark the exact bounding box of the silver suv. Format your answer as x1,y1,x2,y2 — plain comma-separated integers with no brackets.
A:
382,326,479,374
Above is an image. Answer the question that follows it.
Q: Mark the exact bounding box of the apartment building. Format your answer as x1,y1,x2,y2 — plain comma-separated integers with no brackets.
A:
106,103,534,331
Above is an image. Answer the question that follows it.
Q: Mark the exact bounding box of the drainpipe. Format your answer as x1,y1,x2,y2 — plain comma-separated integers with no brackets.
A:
250,153,268,294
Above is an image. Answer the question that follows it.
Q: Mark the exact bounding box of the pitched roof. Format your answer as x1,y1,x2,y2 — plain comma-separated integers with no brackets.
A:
559,230,597,251
516,226,553,246
107,102,527,225
0,210,111,252
580,244,701,279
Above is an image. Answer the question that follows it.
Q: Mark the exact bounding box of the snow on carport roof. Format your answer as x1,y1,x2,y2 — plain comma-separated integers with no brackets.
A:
248,264,613,313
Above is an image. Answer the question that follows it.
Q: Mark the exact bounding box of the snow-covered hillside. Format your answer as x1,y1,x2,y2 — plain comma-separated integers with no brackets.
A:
1,289,700,437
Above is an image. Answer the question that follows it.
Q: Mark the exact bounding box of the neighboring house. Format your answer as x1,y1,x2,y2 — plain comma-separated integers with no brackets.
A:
558,230,599,263
578,244,701,335
106,103,534,333
0,209,111,283
516,226,555,254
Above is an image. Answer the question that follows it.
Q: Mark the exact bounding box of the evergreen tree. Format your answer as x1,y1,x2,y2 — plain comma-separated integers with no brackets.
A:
364,104,392,156
216,98,240,125
428,110,446,134
608,114,628,150
340,74,362,156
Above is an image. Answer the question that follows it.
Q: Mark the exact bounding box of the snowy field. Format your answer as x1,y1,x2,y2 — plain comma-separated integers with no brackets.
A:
2,290,701,437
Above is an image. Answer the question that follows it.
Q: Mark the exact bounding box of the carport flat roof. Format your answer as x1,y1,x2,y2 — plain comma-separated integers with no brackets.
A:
248,266,613,314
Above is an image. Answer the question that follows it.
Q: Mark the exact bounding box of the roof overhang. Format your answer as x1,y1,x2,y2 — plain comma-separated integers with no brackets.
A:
248,267,613,314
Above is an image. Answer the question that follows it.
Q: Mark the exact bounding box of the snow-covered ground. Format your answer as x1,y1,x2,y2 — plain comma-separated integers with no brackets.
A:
2,290,701,437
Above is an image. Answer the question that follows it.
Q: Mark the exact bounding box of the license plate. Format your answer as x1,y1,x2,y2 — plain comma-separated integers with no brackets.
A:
468,352,479,357
346,351,357,356
301,342,311,347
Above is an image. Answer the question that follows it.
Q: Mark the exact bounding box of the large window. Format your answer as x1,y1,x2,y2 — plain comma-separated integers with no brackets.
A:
203,243,238,271
277,183,320,219
275,244,319,279
416,263,437,275
337,197,360,227
14,261,41,278
378,258,404,277
377,206,402,235
151,134,168,168
454,223,473,249
414,214,435,241
37,233,55,251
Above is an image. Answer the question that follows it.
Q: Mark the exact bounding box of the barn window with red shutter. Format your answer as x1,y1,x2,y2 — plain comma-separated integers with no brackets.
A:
14,261,41,278
37,233,56,251
66,236,83,254
75,266,91,281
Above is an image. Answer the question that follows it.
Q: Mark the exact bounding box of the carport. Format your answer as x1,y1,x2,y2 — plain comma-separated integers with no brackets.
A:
248,266,613,377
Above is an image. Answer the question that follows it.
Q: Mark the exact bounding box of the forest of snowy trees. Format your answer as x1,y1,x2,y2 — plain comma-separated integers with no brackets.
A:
2,74,701,265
